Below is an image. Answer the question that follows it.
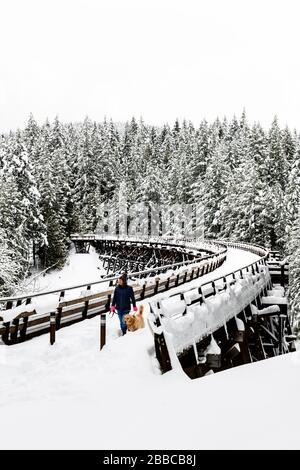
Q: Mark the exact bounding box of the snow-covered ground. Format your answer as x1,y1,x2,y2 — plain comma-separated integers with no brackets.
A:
2,246,299,450
1,315,299,450
9,246,108,315
17,245,107,295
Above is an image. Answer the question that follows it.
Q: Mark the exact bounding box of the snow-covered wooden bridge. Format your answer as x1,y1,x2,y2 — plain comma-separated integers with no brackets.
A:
0,235,293,379
0,236,227,343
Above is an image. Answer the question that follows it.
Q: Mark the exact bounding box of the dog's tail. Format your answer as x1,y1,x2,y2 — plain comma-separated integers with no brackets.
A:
138,304,144,316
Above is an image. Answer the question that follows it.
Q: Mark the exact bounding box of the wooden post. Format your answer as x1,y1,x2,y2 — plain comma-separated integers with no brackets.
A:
211,281,216,295
82,299,89,319
6,300,13,310
107,259,111,274
20,316,28,342
50,311,56,345
100,313,106,350
2,322,10,344
278,314,285,354
11,318,20,343
199,286,205,304
59,290,65,303
158,332,172,373
280,263,285,287
56,304,62,330
154,278,160,295
141,282,146,299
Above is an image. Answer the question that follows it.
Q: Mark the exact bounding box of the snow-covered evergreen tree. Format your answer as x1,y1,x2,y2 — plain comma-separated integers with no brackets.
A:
0,227,24,296
202,141,230,238
0,112,299,310
266,116,288,190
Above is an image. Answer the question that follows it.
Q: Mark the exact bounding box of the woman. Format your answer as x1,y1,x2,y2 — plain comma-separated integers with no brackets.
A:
110,273,137,335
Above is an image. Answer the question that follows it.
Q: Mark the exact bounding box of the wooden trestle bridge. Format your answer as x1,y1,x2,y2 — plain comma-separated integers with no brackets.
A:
71,233,217,276
0,235,294,380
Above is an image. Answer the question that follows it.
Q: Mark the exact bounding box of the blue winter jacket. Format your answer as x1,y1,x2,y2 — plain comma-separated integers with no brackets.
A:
112,285,136,312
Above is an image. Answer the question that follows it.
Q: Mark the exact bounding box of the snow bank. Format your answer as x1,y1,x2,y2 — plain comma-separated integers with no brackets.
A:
0,303,299,449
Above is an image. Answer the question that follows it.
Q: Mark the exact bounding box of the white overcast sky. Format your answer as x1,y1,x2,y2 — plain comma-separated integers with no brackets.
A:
1,0,300,132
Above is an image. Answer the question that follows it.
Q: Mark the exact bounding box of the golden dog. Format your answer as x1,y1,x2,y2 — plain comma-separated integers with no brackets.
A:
124,305,145,332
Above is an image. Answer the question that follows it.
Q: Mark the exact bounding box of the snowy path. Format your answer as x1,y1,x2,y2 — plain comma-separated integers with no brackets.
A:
147,247,261,303
2,246,296,450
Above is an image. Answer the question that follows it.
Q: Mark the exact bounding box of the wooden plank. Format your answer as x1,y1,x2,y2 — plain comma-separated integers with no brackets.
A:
157,280,168,287
1,314,49,334
87,301,108,313
60,312,83,323
59,289,113,307
259,324,278,344
157,283,167,293
206,353,222,368
132,287,143,297
60,301,106,318
0,326,6,335
223,343,240,361
27,315,50,328
20,316,29,342
144,284,156,293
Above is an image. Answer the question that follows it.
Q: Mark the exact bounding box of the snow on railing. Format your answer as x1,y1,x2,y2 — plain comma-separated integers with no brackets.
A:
149,241,271,358
154,265,271,355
